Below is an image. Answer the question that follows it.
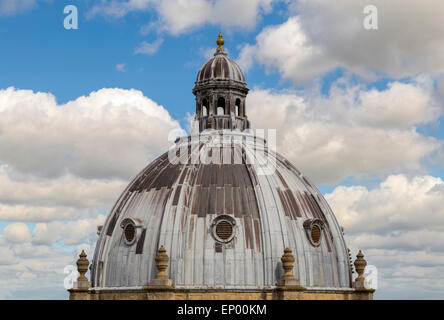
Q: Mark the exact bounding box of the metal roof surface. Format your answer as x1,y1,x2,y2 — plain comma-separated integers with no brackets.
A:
91,131,352,290
196,51,246,84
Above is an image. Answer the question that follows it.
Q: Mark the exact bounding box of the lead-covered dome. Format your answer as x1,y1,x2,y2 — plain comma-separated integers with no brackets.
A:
89,34,354,294
196,51,245,84
90,131,352,290
195,32,246,85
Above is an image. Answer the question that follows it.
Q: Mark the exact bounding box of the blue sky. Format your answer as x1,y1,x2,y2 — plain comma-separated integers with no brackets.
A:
0,0,444,300
0,1,287,121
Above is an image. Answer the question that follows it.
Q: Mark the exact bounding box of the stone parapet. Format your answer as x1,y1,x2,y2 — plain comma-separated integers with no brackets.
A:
69,287,373,300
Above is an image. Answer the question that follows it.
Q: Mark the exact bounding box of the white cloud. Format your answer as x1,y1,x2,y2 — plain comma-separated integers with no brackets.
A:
239,1,444,83
238,17,333,83
3,223,32,243
90,0,273,35
0,168,125,210
0,87,184,180
156,0,272,34
0,238,88,299
0,205,91,222
358,80,440,129
0,86,186,297
135,38,164,55
0,247,17,265
32,216,106,245
0,0,35,16
326,174,444,298
236,44,256,72
247,78,442,184
327,175,444,236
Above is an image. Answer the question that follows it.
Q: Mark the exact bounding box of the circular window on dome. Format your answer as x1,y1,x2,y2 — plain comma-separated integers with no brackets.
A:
216,220,232,240
303,219,324,247
211,215,236,243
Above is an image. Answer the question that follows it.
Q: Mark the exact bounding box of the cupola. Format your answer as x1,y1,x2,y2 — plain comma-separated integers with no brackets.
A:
193,33,250,132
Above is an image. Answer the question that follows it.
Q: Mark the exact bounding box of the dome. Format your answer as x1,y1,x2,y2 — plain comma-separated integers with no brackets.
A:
196,51,246,84
84,34,364,300
91,131,352,290
195,33,246,85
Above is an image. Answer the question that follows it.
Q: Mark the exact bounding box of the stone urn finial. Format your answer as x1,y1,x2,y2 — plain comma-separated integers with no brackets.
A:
281,248,296,281
150,245,172,287
155,245,169,279
353,250,371,291
354,250,367,282
75,250,90,289
278,248,303,289
77,250,89,281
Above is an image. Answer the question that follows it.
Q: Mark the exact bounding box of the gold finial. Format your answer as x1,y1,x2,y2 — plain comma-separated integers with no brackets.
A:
216,32,225,48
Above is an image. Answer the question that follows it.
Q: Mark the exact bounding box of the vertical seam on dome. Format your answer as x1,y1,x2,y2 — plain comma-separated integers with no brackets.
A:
227,57,233,79
222,56,228,79
211,57,217,79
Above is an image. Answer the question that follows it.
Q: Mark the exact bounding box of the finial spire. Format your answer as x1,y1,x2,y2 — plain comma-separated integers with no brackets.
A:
216,32,225,49
214,32,227,56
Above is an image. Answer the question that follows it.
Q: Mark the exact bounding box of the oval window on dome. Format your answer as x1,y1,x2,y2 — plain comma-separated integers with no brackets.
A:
311,225,321,244
124,224,135,243
211,215,236,243
303,218,324,247
120,218,142,246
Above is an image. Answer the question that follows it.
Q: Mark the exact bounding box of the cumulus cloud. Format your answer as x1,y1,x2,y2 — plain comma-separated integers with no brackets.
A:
90,0,273,34
0,168,125,210
0,237,87,299
239,1,444,83
327,175,444,237
0,87,186,298
0,247,18,265
3,223,32,243
33,216,106,245
0,205,88,223
0,87,184,180
0,85,185,243
247,78,442,184
326,174,444,298
237,16,334,82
